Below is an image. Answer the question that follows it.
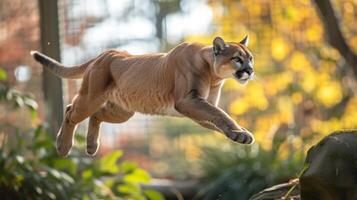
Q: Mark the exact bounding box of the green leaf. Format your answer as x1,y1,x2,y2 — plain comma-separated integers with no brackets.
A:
15,155,24,164
49,168,62,179
15,95,24,108
123,169,151,184
119,161,138,174
24,97,38,110
53,159,77,175
104,178,114,188
82,195,90,200
117,184,140,194
0,69,7,80
99,151,123,174
144,189,165,200
34,126,43,140
60,172,75,184
74,133,85,144
15,174,24,184
34,140,53,151
82,169,93,180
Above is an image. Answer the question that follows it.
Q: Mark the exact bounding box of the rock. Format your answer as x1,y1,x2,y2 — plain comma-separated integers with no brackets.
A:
300,130,357,200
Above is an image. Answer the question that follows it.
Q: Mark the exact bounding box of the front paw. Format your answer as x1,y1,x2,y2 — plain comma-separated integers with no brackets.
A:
225,129,255,144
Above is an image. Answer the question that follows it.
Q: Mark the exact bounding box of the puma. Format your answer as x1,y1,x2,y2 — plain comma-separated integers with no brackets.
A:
31,36,255,157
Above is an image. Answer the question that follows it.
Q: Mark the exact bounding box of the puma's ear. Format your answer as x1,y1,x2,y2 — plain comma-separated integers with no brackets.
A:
213,37,226,55
240,35,249,46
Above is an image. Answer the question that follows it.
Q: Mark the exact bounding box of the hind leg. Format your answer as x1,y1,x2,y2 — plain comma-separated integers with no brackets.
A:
57,68,112,156
86,102,134,155
56,93,107,156
86,102,134,156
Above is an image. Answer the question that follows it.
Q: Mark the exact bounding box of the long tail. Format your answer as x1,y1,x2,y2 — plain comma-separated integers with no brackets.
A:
30,51,91,79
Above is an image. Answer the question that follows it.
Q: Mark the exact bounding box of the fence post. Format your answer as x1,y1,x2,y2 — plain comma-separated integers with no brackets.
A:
38,0,63,136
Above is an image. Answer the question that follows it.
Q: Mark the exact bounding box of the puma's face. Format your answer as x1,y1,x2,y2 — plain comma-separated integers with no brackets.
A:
213,36,254,84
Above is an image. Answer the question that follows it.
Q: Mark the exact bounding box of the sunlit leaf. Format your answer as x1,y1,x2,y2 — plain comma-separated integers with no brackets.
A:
271,37,290,61
82,169,93,180
144,189,165,200
24,97,38,110
117,184,140,194
99,151,123,174
53,159,77,175
123,169,151,184
119,161,138,174
0,68,7,80
316,81,343,107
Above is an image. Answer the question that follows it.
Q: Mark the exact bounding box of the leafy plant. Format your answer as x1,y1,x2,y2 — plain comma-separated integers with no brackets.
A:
0,125,164,200
196,141,304,200
0,69,38,116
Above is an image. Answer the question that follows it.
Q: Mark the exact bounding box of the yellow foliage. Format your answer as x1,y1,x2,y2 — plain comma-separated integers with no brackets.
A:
277,96,294,124
230,99,249,115
341,97,357,127
301,70,318,93
306,24,323,43
316,81,343,107
320,47,340,60
271,37,290,61
351,36,357,52
289,51,311,72
311,118,343,136
291,136,303,150
320,60,336,73
277,141,289,161
264,72,293,96
247,82,269,110
253,116,281,150
292,92,303,105
229,81,269,115
223,79,244,91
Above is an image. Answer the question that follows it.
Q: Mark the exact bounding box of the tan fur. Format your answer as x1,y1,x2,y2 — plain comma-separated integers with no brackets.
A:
31,36,255,156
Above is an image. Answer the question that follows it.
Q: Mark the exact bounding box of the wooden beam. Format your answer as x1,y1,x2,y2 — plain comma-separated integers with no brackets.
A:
38,0,63,135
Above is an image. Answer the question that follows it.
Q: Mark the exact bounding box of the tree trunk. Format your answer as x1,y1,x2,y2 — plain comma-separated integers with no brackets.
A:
313,0,357,79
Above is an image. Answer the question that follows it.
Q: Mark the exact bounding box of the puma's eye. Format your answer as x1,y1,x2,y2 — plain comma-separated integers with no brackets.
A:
232,57,243,64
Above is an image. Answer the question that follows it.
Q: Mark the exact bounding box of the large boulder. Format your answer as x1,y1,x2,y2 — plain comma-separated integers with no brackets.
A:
250,130,357,200
300,131,357,200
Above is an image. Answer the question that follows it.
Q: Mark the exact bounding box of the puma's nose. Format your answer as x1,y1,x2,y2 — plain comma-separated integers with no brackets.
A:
244,67,253,75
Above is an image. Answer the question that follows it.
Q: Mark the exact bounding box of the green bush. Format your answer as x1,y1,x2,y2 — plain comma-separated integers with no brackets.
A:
0,126,164,200
197,142,304,200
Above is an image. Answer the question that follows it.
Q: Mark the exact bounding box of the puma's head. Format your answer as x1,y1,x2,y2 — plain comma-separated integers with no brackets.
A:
213,36,254,84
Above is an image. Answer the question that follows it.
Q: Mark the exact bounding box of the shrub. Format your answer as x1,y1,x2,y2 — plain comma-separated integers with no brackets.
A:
197,142,304,200
0,126,164,200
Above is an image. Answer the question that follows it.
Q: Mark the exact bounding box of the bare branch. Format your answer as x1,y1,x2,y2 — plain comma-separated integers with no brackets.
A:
313,0,357,78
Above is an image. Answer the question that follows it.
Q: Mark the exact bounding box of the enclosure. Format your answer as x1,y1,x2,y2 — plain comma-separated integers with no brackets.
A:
1,0,357,199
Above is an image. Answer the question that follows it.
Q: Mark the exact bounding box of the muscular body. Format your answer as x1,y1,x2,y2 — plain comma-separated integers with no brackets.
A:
31,36,255,156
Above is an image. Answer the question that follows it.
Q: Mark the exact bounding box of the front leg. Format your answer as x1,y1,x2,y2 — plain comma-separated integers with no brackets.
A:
175,91,254,144
194,120,221,132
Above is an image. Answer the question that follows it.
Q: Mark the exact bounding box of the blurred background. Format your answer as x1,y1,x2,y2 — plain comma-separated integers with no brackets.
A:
1,0,356,199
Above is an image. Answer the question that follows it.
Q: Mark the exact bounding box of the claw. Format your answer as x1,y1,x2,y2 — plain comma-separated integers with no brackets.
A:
227,130,255,144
